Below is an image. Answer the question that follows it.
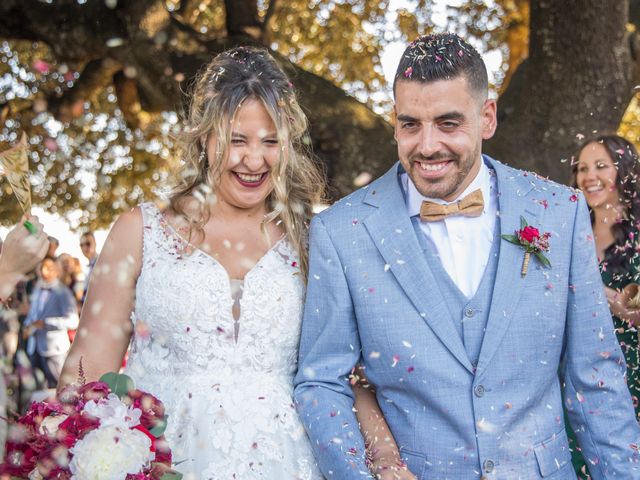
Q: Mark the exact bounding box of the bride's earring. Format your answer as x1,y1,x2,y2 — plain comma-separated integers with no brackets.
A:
199,148,207,167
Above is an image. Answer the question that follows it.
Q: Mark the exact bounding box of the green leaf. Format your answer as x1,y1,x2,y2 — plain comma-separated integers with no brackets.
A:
500,234,521,245
535,252,552,268
149,414,168,438
98,372,135,398
161,472,183,480
520,216,528,229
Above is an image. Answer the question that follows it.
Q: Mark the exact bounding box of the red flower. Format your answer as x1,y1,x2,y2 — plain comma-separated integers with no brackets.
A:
124,389,165,431
152,436,173,466
58,412,100,446
518,225,540,243
1,440,38,476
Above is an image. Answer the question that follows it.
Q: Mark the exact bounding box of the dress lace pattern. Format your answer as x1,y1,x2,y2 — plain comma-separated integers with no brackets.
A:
124,203,323,479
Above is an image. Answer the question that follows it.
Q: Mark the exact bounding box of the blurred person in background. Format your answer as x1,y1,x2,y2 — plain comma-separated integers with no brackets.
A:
79,231,98,304
23,256,78,390
46,236,59,259
57,253,85,310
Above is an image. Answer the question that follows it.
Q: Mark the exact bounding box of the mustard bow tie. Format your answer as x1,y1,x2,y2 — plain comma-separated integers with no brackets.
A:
419,189,484,222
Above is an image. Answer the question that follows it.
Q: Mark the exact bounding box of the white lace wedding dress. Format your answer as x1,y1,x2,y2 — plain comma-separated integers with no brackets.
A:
123,203,323,479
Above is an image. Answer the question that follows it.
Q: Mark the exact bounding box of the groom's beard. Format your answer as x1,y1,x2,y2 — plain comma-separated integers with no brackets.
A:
407,151,475,200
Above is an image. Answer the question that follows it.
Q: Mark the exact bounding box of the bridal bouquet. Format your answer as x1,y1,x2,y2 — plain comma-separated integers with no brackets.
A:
0,373,182,480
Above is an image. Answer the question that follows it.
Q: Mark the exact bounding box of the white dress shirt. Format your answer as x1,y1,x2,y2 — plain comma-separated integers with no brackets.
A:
403,159,498,298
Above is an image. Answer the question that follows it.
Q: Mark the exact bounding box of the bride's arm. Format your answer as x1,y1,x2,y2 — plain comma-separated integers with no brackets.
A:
353,369,417,480
58,208,143,390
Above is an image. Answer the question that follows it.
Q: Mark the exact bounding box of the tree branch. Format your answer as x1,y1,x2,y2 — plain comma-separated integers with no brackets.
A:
224,0,261,39
261,0,278,44
49,58,122,122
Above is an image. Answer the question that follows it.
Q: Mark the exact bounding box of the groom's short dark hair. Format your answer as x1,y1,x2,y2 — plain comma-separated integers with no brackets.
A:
393,33,488,99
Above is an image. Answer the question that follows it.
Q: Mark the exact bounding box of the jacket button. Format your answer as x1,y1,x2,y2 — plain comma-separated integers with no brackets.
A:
483,459,495,473
474,384,485,397
464,307,475,318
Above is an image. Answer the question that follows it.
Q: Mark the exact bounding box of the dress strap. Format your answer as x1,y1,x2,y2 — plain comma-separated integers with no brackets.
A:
138,202,185,264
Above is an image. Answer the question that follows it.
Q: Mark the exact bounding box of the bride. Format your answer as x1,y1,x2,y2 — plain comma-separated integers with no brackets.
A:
58,46,410,479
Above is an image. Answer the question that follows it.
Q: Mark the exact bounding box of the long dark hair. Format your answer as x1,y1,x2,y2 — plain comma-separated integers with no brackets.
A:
572,134,640,274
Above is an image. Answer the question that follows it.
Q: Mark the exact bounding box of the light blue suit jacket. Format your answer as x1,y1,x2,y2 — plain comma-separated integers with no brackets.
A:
294,156,640,479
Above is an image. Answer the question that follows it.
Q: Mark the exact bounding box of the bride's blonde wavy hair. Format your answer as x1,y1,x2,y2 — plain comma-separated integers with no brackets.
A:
169,46,325,279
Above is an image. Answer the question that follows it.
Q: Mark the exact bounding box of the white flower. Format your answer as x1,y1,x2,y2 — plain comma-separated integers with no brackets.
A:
69,425,154,480
28,468,44,480
38,414,68,437
83,393,142,428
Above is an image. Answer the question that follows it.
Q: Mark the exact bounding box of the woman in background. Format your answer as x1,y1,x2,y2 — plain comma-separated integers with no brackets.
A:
570,134,640,478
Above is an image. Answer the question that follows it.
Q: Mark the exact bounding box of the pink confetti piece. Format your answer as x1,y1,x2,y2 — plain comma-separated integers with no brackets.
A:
44,137,58,152
404,66,413,78
32,59,51,74
391,355,400,367
569,194,578,202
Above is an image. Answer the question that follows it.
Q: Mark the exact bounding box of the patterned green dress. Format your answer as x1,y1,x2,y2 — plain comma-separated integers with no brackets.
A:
568,244,640,479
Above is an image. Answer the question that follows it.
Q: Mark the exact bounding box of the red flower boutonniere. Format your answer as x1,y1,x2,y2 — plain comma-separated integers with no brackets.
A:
501,216,551,277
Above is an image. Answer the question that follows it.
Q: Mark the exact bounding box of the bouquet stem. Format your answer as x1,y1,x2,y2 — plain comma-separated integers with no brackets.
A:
521,252,530,277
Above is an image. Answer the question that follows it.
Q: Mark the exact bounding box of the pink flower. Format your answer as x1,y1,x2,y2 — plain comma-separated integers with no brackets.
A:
78,381,111,402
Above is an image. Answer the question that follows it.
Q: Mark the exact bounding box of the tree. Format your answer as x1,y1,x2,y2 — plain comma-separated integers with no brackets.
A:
0,0,639,227
0,0,397,226
485,0,640,183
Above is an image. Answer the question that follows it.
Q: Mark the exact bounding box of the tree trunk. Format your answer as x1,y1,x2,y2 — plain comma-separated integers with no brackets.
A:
487,0,638,185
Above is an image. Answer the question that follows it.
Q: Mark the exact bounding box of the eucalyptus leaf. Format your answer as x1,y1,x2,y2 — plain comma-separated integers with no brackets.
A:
500,234,520,245
161,472,183,480
98,372,135,398
520,216,528,229
535,252,552,268
149,414,168,437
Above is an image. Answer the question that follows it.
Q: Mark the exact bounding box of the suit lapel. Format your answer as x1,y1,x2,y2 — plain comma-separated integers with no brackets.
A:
476,158,543,376
362,165,475,374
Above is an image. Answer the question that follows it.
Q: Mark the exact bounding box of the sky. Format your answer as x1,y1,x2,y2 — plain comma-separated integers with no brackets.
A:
1,1,503,258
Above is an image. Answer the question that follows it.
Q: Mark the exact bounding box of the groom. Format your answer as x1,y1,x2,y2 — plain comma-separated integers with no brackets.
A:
294,33,640,479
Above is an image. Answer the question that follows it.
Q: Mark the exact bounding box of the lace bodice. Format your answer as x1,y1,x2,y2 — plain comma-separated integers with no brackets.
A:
128,203,305,378
124,203,322,479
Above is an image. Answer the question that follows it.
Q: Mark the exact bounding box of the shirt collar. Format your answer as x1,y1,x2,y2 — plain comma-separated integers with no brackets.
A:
405,158,491,217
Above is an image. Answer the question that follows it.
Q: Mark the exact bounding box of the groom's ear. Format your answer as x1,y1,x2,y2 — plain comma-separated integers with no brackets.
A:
480,99,497,140
392,106,398,142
